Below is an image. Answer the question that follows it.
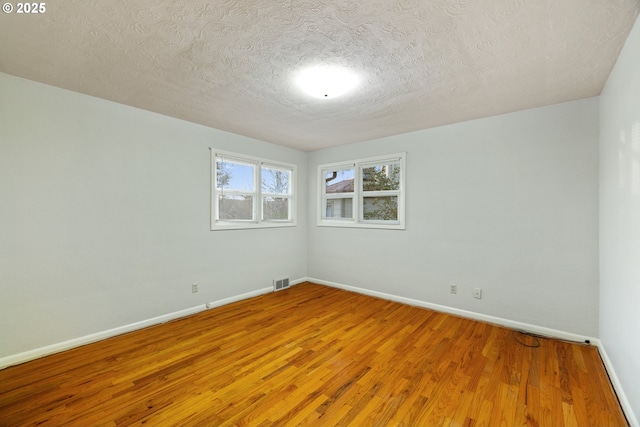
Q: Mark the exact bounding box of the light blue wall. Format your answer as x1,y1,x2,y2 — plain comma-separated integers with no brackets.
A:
599,14,640,426
0,73,308,359
308,98,600,337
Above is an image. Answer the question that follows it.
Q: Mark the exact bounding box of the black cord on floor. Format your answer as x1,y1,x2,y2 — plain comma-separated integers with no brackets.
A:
512,330,541,348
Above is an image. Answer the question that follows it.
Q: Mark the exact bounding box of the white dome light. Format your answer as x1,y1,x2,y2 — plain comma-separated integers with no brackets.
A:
295,65,360,99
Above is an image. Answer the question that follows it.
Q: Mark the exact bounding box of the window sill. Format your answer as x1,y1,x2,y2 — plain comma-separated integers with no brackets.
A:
317,220,405,230
211,221,297,231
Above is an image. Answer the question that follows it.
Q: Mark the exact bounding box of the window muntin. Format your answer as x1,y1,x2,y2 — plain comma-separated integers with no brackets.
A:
212,150,295,230
318,153,405,229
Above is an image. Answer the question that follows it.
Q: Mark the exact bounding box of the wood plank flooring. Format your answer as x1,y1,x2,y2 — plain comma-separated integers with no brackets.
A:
0,282,628,426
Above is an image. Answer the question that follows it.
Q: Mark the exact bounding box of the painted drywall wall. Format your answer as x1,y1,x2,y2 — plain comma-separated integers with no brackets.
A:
0,73,307,359
599,14,640,426
308,97,599,337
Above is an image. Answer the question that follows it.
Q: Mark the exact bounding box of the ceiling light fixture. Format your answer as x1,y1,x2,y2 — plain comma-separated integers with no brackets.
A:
295,65,360,99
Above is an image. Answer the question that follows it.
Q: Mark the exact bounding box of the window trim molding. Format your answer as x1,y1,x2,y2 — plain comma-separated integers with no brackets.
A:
211,149,297,231
317,152,406,230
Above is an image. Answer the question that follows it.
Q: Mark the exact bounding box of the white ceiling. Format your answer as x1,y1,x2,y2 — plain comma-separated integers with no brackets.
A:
1,1,638,151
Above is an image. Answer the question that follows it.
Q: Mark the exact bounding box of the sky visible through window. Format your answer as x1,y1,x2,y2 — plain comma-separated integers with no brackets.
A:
262,167,290,194
217,161,254,191
325,169,354,193
213,152,296,228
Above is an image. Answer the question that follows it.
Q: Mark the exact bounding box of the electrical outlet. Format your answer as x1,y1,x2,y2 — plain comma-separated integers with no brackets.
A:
449,283,457,294
192,283,198,293
473,288,482,299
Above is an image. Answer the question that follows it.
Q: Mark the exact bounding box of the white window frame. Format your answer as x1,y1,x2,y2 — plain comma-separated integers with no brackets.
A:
211,149,296,230
318,152,406,230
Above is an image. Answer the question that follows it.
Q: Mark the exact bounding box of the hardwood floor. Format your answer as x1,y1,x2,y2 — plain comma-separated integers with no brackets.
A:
0,283,628,426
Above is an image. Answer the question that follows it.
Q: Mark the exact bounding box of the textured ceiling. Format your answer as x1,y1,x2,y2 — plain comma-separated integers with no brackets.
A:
1,1,638,151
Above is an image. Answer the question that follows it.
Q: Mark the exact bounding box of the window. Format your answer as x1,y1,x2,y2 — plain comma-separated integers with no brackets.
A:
318,153,405,229
212,150,295,230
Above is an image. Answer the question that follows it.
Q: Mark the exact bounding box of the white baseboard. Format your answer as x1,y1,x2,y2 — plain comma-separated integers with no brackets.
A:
0,286,273,370
3,277,634,426
306,277,639,425
204,286,273,310
594,340,638,427
306,277,595,343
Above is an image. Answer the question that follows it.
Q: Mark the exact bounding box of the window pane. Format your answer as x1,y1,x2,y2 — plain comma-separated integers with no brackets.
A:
363,196,398,221
263,197,289,220
262,167,291,195
324,169,355,194
325,198,353,219
218,195,254,220
216,160,255,191
362,162,400,191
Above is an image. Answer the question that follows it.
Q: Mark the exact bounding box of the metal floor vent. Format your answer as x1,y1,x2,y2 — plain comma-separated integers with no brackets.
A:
273,277,290,291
